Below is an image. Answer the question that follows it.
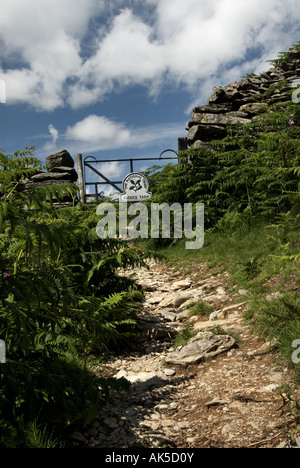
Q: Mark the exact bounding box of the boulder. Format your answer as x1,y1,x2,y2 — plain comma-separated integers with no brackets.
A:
50,166,78,182
191,112,251,126
30,172,76,182
46,150,75,171
14,149,78,207
207,87,227,104
146,295,164,305
160,310,177,322
188,124,227,143
193,103,233,114
238,102,268,116
176,309,191,322
158,292,192,309
23,179,71,190
172,292,192,308
193,317,240,331
171,279,192,290
165,331,235,366
192,140,216,153
220,301,248,317
201,293,230,307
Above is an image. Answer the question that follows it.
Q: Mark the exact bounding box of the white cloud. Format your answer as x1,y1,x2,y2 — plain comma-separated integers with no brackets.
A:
130,122,185,148
61,114,185,154
0,0,100,110
65,114,131,149
99,161,126,178
67,0,300,108
42,124,59,153
48,124,59,144
39,112,184,156
1,0,300,110
0,78,6,103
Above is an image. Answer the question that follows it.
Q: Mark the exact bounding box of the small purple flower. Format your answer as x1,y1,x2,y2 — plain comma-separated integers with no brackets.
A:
266,162,269,166
289,120,295,125
4,273,10,278
245,153,248,158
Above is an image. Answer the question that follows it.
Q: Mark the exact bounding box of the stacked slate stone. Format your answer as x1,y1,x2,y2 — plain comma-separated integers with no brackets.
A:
21,149,78,207
187,49,300,149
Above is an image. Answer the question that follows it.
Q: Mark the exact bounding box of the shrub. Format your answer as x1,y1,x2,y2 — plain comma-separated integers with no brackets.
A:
0,147,148,446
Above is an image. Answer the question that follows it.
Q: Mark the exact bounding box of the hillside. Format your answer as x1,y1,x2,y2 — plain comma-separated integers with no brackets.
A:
70,44,300,449
0,44,299,449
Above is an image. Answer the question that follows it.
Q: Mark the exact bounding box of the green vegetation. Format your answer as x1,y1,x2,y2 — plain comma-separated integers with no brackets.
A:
145,78,300,386
210,325,242,344
148,101,300,228
267,41,300,68
0,147,149,447
186,299,213,317
173,325,198,349
1,45,299,447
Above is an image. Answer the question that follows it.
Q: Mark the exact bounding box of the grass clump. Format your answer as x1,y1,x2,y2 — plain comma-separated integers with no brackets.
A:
186,299,214,317
173,326,198,349
211,325,242,344
248,292,300,383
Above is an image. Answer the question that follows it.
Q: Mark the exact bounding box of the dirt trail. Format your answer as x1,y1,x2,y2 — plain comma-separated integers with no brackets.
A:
69,260,298,449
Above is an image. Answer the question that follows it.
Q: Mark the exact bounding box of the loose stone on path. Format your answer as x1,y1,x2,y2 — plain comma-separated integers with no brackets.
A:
165,331,236,366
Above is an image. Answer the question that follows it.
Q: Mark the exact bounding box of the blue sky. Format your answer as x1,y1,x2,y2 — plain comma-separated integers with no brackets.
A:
1,0,300,195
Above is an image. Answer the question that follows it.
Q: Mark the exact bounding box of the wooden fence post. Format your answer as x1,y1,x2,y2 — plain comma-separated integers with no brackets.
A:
178,137,188,164
76,153,85,204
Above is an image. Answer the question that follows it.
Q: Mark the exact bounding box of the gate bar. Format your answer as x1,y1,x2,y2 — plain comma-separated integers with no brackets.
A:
85,161,123,193
84,155,179,164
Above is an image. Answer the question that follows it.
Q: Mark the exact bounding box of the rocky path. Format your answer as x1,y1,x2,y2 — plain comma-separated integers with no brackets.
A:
69,260,298,449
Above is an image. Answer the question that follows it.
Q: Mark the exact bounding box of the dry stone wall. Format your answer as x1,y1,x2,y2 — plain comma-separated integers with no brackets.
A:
18,149,78,206
186,49,300,148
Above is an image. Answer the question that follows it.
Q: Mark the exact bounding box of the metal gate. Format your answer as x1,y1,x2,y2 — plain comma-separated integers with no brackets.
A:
77,138,188,203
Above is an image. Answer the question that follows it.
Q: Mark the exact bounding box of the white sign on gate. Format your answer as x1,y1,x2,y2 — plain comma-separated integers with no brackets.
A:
120,172,152,202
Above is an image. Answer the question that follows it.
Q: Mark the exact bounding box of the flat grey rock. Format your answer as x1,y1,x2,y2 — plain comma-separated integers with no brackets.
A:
165,331,235,366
